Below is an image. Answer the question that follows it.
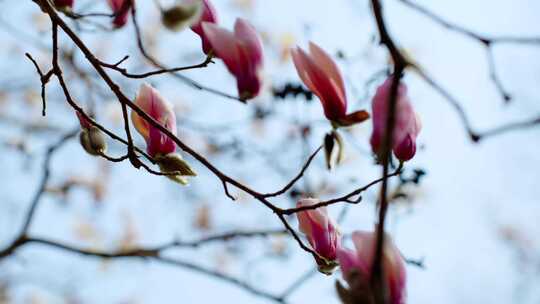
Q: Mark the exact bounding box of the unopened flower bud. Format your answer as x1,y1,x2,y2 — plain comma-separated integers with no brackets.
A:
79,126,107,156
202,18,264,100
370,77,421,162
336,231,407,304
297,198,341,274
155,153,197,185
162,2,203,32
131,83,177,158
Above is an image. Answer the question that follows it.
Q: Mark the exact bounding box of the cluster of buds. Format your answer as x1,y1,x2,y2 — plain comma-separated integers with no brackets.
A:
67,3,420,302
296,199,407,303
76,112,107,156
131,84,196,185
292,42,421,163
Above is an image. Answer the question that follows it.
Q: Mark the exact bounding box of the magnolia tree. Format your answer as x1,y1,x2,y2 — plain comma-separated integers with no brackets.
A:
0,0,539,303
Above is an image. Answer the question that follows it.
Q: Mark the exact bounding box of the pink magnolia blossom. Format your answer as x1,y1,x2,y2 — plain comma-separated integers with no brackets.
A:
370,77,421,162
190,0,218,54
292,42,347,121
202,18,264,100
108,0,133,28
291,42,370,126
53,0,74,9
297,198,341,272
337,231,407,304
131,83,177,157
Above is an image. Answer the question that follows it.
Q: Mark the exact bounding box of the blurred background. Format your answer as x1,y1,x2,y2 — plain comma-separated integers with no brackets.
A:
0,0,539,303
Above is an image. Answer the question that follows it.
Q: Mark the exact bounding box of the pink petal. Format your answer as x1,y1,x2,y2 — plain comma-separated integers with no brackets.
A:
337,246,362,280
296,198,340,260
202,19,263,99
291,47,321,97
351,231,407,304
393,134,416,161
351,231,377,274
371,77,417,157
384,238,407,304
308,42,347,109
132,84,177,156
234,18,263,69
108,0,132,28
291,47,346,120
297,198,327,236
202,22,242,74
190,0,218,54
147,117,176,157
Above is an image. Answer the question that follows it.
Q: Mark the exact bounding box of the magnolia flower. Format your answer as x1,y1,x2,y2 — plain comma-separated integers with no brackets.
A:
76,112,107,156
131,83,177,158
370,77,421,162
297,198,341,274
337,231,406,304
131,84,196,185
190,0,218,54
108,0,133,28
292,42,369,126
202,18,264,100
162,0,204,32
53,0,74,10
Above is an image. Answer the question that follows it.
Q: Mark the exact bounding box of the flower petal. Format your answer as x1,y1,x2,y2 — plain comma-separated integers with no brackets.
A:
234,18,263,69
308,42,346,108
190,0,218,54
351,231,377,274
291,47,321,97
132,84,177,156
371,77,417,158
202,22,242,75
292,46,347,120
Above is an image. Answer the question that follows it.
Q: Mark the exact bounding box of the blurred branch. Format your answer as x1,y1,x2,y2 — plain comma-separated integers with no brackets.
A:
25,53,53,116
0,128,77,258
369,0,410,302
0,235,288,303
397,0,540,45
98,53,215,78
413,66,540,141
279,268,318,299
397,0,540,103
262,145,323,198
